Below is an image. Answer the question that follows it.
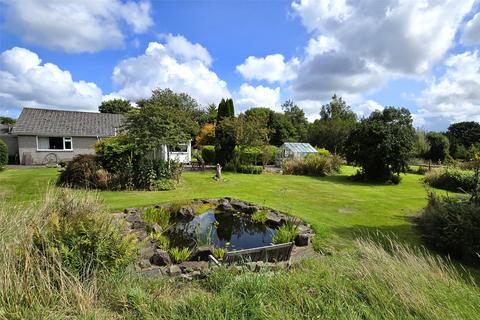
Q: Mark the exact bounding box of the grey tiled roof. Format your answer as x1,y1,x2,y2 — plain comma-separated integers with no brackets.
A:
12,108,124,137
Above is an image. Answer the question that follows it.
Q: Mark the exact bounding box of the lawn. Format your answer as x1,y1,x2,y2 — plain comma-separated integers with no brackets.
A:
0,166,433,247
2,166,480,319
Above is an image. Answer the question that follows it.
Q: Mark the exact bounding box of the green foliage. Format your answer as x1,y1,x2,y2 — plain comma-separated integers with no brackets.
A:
168,247,191,263
217,98,234,122
201,145,216,164
251,210,268,223
125,89,199,156
95,135,135,188
315,147,331,156
424,168,476,193
309,95,357,155
32,190,137,278
447,121,480,157
0,116,15,125
282,100,309,142
261,145,278,166
0,139,7,170
224,163,263,174
57,154,110,189
155,178,176,191
213,247,226,259
144,207,171,229
98,99,132,114
419,193,480,266
426,132,450,163
345,107,415,182
148,232,170,249
282,155,342,176
413,129,430,159
215,117,237,165
272,219,299,244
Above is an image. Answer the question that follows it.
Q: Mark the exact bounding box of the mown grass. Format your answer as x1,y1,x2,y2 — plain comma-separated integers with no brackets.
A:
1,168,478,319
0,166,438,248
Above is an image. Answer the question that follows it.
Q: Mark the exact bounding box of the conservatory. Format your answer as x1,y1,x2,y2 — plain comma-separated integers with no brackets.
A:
275,142,318,166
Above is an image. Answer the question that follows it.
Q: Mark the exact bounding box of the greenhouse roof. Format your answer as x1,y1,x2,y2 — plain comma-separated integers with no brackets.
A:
282,143,317,153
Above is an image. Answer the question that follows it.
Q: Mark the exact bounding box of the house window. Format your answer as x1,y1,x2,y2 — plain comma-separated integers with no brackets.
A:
37,137,73,151
170,143,188,152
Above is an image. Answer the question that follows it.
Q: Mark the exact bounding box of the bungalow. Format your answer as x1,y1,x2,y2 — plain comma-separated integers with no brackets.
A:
1,107,191,165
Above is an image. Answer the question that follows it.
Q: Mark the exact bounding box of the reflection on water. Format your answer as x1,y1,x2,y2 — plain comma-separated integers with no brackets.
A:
167,210,276,250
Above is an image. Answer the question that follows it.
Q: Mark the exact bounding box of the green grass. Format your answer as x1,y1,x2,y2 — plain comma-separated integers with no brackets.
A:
0,166,434,248
1,167,479,319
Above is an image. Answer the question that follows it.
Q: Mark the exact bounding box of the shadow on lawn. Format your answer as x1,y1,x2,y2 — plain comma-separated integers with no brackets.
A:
332,215,421,248
304,173,408,187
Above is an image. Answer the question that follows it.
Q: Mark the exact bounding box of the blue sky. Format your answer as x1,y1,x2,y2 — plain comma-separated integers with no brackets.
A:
0,0,479,130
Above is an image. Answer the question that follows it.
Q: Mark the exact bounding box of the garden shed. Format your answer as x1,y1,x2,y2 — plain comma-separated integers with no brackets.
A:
275,142,317,166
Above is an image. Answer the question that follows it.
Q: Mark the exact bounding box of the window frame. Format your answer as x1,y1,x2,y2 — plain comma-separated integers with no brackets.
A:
36,136,74,152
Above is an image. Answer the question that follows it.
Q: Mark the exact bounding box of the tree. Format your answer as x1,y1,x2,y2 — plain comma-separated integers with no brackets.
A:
446,121,480,157
345,107,415,181
0,116,15,125
215,98,236,165
269,112,297,146
215,118,236,165
413,129,430,159
124,89,199,156
195,123,216,146
426,132,450,163
98,99,133,114
282,100,308,142
217,98,234,123
0,139,7,170
308,95,357,155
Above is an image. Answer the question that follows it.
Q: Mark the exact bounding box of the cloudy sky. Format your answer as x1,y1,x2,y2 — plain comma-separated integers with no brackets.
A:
0,0,479,130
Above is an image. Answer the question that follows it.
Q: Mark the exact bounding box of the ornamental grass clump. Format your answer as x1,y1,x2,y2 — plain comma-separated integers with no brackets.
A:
282,154,341,176
251,210,268,223
144,207,171,229
168,247,191,263
272,219,299,244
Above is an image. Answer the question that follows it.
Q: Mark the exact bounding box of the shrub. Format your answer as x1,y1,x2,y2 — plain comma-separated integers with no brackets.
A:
282,154,341,176
424,168,476,193
201,145,216,164
154,178,176,191
261,145,278,166
32,190,137,277
168,247,191,263
251,210,268,223
57,154,110,189
315,147,331,156
272,220,299,244
0,139,7,170
144,207,171,229
224,163,263,174
419,193,480,266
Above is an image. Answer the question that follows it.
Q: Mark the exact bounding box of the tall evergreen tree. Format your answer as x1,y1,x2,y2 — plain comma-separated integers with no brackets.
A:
215,98,236,165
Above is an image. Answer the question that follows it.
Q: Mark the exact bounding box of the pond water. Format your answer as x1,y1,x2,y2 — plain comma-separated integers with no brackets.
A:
167,210,276,250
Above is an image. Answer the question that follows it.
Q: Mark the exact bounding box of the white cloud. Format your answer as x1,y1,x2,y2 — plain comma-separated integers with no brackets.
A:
462,12,480,45
2,0,153,53
415,50,480,130
292,0,475,74
305,35,339,56
354,100,384,118
0,47,103,113
109,36,230,106
283,0,477,123
235,84,281,112
160,34,212,66
236,54,299,83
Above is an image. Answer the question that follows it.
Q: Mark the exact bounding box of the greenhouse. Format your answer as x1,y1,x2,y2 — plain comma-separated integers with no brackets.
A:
275,142,318,166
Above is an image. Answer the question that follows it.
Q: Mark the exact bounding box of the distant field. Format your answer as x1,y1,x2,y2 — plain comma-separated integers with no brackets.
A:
0,166,436,247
